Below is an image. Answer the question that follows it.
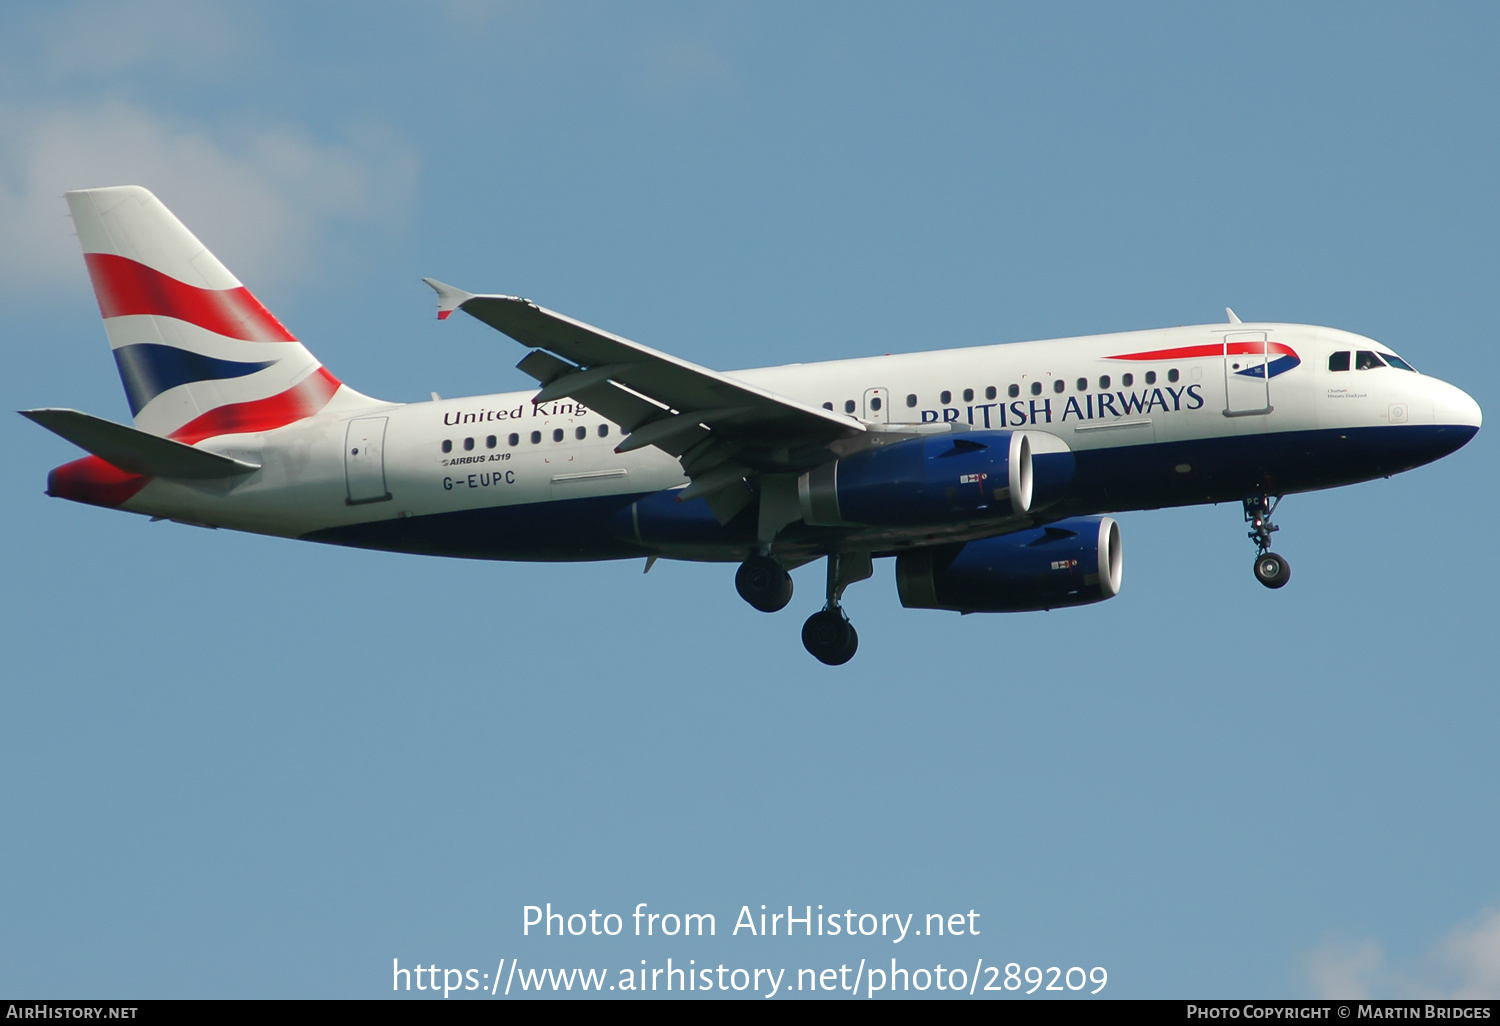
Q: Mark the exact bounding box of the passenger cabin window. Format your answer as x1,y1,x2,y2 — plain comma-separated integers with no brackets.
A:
486,435,496,448
1383,353,1417,372
1008,384,1020,398
1329,351,1351,372
1356,350,1386,370
598,424,610,437
1076,377,1088,391
441,439,453,453
553,428,564,442
1052,379,1064,393
463,437,474,451
509,433,520,446
1144,371,1156,385
575,426,587,440
870,396,882,411
1167,369,1180,383
940,390,952,405
985,386,997,400
530,431,541,444
1098,375,1110,389
844,399,856,414
962,388,974,402
1030,382,1042,396
822,402,833,410
1122,373,1134,387
906,394,917,407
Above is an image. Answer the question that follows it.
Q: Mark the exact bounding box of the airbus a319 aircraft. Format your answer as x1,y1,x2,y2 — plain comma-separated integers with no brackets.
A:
25,186,1482,663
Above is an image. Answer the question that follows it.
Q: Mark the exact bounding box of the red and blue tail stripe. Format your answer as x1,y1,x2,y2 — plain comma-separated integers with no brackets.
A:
83,253,297,343
53,186,361,509
112,343,278,416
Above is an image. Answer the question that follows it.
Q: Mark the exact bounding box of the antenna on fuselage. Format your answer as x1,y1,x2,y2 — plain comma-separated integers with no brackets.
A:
1226,307,1242,324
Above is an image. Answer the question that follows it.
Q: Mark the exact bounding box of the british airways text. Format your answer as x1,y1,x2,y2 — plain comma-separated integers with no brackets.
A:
921,384,1205,427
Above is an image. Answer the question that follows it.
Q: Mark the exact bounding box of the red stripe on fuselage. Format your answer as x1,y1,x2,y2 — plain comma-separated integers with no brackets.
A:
83,253,297,343
1107,342,1296,361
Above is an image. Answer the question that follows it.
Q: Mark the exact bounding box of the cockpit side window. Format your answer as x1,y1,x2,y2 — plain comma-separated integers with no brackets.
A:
1382,352,1417,372
1329,351,1350,372
1355,350,1386,370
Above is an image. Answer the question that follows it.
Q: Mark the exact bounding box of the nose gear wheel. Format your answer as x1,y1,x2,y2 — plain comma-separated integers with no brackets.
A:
1253,551,1291,588
1243,494,1291,589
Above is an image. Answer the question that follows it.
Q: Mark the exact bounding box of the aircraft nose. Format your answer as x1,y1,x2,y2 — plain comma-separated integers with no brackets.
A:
1433,378,1482,431
1421,377,1482,463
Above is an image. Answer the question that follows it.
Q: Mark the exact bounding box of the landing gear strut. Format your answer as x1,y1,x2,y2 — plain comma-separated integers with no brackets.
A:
735,554,793,612
801,552,872,665
1244,494,1291,589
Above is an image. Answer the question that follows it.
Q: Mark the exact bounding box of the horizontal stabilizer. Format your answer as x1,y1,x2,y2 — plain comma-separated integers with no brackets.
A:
20,408,261,479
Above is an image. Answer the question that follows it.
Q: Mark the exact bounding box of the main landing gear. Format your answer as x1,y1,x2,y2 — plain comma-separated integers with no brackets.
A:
801,552,872,666
802,608,857,666
1244,494,1291,589
732,550,872,664
735,554,793,612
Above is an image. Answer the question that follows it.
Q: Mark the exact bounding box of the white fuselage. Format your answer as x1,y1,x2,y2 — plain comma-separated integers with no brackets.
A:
103,321,1481,561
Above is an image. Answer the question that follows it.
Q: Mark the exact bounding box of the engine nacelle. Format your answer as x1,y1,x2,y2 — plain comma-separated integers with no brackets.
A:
798,430,1072,527
895,516,1122,613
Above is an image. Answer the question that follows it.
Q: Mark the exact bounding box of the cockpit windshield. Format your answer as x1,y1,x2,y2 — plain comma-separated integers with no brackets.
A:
1329,348,1418,373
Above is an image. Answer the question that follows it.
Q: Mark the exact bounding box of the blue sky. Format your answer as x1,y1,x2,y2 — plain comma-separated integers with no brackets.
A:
2,1,1497,999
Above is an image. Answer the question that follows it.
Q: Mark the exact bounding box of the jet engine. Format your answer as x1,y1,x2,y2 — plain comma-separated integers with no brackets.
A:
895,516,1122,612
798,430,1074,527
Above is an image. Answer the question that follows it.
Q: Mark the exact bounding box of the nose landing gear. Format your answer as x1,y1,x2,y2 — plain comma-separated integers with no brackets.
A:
801,551,872,665
1244,494,1291,589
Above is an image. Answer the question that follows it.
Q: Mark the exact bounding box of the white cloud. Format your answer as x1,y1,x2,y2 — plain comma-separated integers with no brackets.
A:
1304,905,1500,999
1436,904,1500,999
1305,937,1387,998
0,100,419,292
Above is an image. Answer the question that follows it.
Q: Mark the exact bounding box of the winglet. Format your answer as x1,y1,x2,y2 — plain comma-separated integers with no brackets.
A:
423,278,475,321
1226,307,1242,324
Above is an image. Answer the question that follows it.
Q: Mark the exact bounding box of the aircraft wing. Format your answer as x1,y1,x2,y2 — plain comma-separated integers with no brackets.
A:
425,280,864,520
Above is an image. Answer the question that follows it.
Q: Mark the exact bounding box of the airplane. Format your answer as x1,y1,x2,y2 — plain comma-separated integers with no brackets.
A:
23,185,1483,664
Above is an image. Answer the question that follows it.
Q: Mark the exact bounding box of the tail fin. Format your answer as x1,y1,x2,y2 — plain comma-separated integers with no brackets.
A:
66,186,362,441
